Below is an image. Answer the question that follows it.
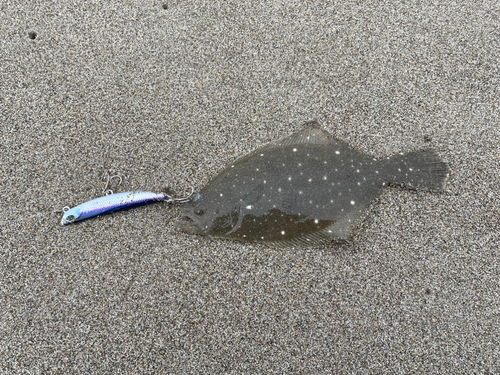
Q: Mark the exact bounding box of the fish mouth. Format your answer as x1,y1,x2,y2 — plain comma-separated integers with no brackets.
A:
176,214,205,235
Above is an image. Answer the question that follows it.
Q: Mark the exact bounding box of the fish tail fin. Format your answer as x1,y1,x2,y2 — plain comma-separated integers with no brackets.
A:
383,150,450,192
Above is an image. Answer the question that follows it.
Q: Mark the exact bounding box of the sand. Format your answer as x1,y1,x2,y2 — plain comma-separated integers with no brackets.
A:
1,0,499,373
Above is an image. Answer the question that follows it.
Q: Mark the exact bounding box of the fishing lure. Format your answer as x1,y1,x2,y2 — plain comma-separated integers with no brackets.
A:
61,190,192,225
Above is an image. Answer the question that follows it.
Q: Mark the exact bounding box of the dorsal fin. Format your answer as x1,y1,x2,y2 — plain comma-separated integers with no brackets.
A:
228,123,332,169
262,122,331,151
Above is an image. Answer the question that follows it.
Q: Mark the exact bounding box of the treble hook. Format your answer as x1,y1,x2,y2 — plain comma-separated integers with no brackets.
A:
167,186,194,204
102,172,122,195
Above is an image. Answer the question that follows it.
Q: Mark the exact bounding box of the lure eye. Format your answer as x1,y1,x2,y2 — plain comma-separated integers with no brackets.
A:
65,214,76,223
194,209,205,216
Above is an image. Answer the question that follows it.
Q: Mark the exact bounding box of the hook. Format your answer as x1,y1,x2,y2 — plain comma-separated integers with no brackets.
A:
102,172,122,195
167,186,194,204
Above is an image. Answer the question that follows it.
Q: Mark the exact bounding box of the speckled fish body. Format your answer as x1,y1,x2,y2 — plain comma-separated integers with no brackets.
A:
61,191,168,225
178,122,449,247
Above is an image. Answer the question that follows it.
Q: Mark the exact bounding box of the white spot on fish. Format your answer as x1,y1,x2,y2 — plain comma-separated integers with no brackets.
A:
335,151,340,154
351,201,355,205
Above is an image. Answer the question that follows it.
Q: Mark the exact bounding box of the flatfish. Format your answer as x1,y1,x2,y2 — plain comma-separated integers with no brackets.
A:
178,121,449,247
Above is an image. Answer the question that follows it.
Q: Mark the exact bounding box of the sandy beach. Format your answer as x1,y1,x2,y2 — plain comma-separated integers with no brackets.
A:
1,0,499,373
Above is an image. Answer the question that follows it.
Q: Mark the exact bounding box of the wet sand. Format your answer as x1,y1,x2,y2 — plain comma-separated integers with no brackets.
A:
1,1,499,373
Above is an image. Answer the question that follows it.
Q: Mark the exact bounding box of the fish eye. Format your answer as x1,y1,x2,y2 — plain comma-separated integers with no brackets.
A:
65,214,76,223
194,209,205,216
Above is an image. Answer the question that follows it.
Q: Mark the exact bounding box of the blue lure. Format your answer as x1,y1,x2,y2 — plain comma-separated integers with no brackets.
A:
61,191,175,225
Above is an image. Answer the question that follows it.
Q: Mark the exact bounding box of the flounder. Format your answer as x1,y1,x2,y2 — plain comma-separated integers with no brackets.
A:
178,121,449,247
